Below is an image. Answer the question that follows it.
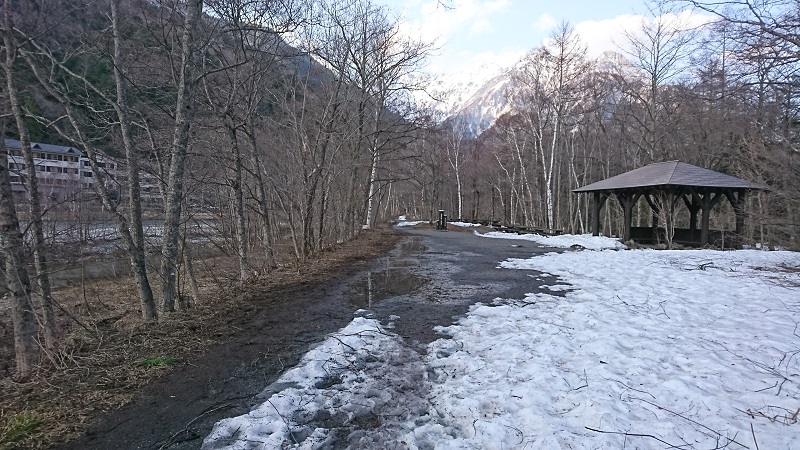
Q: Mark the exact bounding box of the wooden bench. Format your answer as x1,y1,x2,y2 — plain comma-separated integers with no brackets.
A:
541,228,563,236
490,223,563,236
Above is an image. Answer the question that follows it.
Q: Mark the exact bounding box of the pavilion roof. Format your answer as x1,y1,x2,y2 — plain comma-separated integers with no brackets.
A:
573,161,767,193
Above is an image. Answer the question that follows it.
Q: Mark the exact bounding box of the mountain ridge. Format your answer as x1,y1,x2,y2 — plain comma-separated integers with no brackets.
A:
442,50,640,138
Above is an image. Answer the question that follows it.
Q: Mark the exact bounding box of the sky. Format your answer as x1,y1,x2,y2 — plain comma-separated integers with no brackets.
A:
377,0,710,87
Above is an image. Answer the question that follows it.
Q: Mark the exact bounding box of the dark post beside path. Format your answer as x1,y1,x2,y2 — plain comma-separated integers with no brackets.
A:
436,210,448,230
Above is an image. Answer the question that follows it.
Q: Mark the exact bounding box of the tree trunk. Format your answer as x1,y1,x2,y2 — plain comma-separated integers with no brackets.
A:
181,236,201,304
227,124,249,281
111,0,157,320
0,144,38,378
245,123,275,268
363,150,379,229
2,1,58,347
161,0,203,312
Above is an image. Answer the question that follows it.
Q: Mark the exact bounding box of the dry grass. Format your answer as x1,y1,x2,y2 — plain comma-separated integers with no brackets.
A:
0,226,402,450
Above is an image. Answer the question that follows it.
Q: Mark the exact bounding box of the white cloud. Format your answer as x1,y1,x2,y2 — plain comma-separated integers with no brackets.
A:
427,47,525,84
574,9,715,58
399,0,511,46
573,14,641,57
532,13,558,33
469,18,495,35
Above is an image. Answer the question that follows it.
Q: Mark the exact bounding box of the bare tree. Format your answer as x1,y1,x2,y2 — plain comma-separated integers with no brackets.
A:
1,0,58,346
313,0,431,230
160,0,205,311
446,124,466,219
621,2,699,162
0,143,37,378
14,0,159,320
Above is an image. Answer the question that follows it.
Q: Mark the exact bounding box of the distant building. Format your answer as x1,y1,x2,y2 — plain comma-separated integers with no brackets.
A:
4,138,118,201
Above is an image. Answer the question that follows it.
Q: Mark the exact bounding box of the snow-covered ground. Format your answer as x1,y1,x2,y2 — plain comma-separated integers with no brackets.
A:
448,221,482,228
394,218,481,229
478,230,627,250
203,234,800,449
395,215,425,227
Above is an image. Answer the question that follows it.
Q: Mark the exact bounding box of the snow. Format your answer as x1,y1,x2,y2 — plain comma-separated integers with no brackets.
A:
395,220,425,227
417,248,800,448
478,230,628,250
204,233,800,449
448,221,481,228
395,215,425,227
202,317,434,449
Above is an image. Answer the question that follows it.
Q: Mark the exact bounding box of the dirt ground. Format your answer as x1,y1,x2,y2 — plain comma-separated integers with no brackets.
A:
0,226,403,450
2,223,562,449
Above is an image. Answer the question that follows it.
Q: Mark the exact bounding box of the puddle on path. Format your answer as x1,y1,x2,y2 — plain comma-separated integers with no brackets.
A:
399,237,426,252
347,268,425,308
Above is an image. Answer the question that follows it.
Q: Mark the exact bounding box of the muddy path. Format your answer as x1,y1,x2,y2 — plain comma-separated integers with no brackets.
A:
59,226,560,449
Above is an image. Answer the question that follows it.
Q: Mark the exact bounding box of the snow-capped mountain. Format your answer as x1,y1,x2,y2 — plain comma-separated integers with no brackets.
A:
441,50,639,139
445,72,515,138
592,50,643,81
426,64,504,114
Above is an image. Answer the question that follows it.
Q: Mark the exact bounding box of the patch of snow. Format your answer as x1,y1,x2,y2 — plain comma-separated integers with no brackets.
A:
202,318,442,449
395,221,425,227
478,231,627,250
448,221,481,228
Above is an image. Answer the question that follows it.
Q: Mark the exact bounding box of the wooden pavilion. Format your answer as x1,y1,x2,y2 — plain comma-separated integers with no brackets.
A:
573,161,768,247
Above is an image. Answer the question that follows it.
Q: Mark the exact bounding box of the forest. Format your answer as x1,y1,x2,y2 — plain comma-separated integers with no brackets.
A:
424,2,799,250
0,0,798,445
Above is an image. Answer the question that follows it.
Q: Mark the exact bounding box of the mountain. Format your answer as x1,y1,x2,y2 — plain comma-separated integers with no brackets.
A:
426,64,503,114
444,72,515,138
441,50,640,139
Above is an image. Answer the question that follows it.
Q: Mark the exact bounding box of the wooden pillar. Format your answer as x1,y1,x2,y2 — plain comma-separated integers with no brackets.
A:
683,193,701,241
616,192,640,242
664,191,676,247
592,192,608,236
694,191,721,246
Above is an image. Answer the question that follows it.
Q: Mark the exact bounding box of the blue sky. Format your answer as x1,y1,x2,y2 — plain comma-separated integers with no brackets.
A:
378,0,709,85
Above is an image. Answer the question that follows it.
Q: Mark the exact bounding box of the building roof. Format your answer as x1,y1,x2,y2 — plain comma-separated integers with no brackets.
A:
573,161,768,193
4,138,83,155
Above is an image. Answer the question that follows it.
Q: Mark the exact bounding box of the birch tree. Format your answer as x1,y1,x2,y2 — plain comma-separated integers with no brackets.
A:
446,124,466,219
160,0,205,311
513,22,588,229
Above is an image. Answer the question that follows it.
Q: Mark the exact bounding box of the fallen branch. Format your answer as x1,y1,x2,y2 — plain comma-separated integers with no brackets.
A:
604,377,656,399
584,426,681,448
267,398,298,445
750,423,759,450
633,397,750,449
572,369,588,391
157,402,233,450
